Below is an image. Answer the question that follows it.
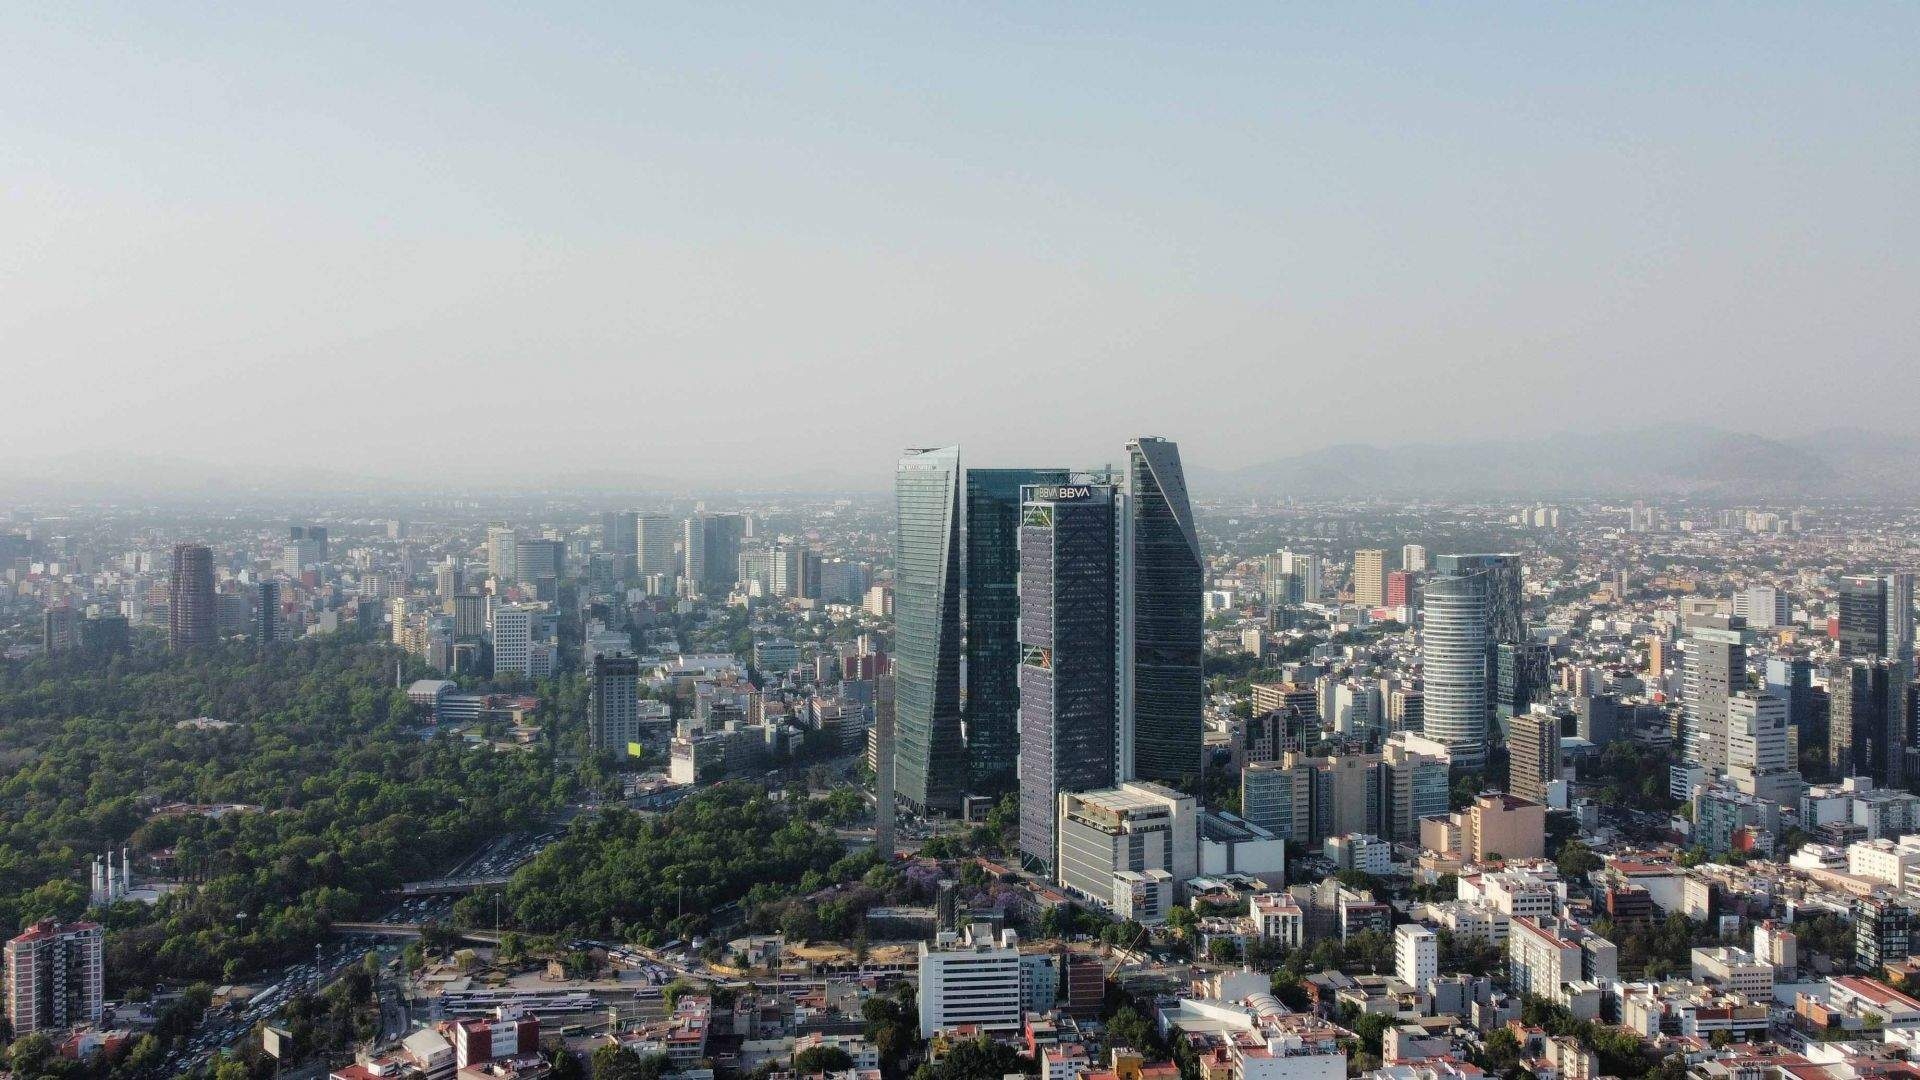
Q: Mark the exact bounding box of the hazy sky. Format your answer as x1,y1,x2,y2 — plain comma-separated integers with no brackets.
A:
5,5,1916,489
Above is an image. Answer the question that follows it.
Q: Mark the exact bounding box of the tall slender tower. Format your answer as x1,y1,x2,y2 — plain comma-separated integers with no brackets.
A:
1123,437,1204,786
894,447,965,814
167,543,216,651
1422,556,1493,768
963,466,1070,796
1016,480,1117,871
873,674,896,857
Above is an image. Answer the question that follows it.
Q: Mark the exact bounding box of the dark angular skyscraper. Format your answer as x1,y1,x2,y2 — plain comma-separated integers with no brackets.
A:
894,447,966,814
964,467,1070,796
1839,575,1890,660
168,543,217,652
1830,657,1907,787
255,579,281,644
1016,480,1117,871
1123,436,1204,786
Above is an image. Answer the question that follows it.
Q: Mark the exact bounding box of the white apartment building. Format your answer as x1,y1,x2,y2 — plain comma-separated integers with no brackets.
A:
1727,692,1799,808
1395,924,1437,989
1849,835,1920,894
1689,946,1774,998
918,924,1022,1038
1249,893,1305,948
1509,916,1617,1020
490,605,535,678
1479,872,1557,922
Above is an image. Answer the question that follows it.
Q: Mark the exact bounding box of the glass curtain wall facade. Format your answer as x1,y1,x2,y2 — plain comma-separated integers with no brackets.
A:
895,447,966,814
1126,437,1204,785
965,467,1069,796
1423,556,1492,768
1016,482,1118,871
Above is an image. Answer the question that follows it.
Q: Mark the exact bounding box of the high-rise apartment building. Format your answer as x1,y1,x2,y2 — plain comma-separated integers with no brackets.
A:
635,513,676,578
486,526,518,582
917,924,1023,1038
1682,615,1748,774
1386,570,1413,609
1727,692,1798,807
894,447,966,814
681,517,705,591
491,605,535,679
1508,707,1561,805
1402,545,1429,573
1396,924,1437,989
1732,586,1790,630
966,467,1069,796
589,653,641,756
168,543,217,652
1352,549,1387,608
5,920,103,1036
1123,437,1203,785
1016,481,1117,871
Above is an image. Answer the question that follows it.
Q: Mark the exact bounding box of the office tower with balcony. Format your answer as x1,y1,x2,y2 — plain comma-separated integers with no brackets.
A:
1123,437,1204,786
589,653,641,756
1508,707,1561,804
895,447,967,814
966,467,1070,796
4,920,103,1036
1352,549,1387,608
1016,480,1118,872
167,543,217,651
635,512,676,578
1682,614,1748,774
255,580,281,644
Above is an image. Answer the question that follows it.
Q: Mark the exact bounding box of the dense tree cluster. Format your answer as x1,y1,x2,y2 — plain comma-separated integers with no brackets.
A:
0,637,566,989
502,783,850,942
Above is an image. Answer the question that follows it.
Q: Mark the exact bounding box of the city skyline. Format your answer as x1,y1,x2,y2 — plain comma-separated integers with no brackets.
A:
6,7,1919,486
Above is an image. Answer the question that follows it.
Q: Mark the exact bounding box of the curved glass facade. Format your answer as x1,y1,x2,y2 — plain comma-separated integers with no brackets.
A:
1421,559,1491,768
895,447,965,814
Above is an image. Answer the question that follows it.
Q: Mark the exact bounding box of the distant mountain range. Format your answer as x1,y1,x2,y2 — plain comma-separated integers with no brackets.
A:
1190,427,1920,500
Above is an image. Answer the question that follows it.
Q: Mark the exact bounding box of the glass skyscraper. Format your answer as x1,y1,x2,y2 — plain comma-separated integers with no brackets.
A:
894,447,966,814
1016,480,1117,871
1124,437,1204,786
965,467,1069,796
